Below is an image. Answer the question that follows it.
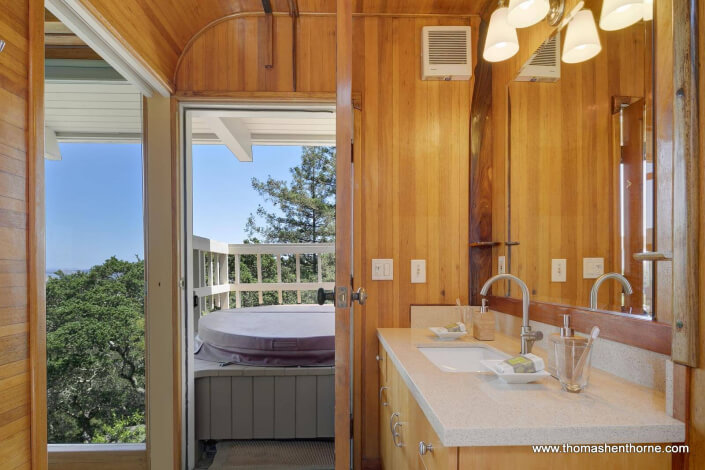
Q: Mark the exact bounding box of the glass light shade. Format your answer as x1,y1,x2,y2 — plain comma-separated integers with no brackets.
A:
599,0,643,30
562,9,602,63
483,8,520,62
643,0,653,21
507,0,551,28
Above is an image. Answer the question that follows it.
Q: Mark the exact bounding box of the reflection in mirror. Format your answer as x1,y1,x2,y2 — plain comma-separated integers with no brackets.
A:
505,8,654,318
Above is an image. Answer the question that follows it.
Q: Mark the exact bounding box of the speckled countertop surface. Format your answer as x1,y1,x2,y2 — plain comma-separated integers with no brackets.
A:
377,328,685,447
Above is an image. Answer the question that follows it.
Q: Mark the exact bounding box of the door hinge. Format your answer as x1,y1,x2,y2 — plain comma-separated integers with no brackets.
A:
350,138,354,163
350,415,354,435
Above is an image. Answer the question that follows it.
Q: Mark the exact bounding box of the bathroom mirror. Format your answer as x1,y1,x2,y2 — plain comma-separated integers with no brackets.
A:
504,12,655,318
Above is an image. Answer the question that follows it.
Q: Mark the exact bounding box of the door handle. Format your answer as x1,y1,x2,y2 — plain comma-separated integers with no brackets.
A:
317,287,335,305
351,287,367,305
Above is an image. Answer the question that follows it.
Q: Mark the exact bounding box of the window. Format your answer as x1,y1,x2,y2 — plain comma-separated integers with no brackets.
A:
45,142,145,444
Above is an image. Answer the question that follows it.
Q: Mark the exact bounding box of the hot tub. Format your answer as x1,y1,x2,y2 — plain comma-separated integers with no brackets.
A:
195,304,335,366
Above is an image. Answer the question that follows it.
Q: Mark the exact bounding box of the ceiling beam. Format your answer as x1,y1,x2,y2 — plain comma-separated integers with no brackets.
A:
203,117,253,162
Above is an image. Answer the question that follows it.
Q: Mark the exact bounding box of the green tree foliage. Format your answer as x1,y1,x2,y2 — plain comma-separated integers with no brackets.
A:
230,146,336,308
246,146,336,243
46,257,145,443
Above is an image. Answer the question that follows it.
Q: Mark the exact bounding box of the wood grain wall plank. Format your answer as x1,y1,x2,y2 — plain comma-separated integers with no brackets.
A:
0,0,39,467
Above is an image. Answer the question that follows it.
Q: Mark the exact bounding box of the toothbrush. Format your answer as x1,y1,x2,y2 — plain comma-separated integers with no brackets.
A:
573,326,600,380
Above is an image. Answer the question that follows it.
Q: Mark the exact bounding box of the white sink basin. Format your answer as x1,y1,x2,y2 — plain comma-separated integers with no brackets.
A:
418,346,510,373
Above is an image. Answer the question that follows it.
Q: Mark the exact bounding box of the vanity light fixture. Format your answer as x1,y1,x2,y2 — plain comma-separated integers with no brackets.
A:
507,0,551,28
562,9,602,63
642,0,653,22
483,6,520,62
599,0,643,31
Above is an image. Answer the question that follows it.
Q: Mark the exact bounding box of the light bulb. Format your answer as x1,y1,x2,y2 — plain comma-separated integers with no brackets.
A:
507,0,550,28
599,0,643,30
483,7,520,62
562,9,602,63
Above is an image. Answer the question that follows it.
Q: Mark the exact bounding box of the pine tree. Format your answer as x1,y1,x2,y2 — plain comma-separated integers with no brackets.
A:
245,146,336,243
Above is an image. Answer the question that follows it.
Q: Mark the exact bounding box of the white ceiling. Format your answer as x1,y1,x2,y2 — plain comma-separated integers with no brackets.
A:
45,80,143,144
45,80,336,161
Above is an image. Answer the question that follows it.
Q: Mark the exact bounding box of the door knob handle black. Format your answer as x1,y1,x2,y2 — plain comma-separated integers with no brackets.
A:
317,287,335,305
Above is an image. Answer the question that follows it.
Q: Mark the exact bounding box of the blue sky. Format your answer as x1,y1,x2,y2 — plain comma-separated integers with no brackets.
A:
45,143,301,271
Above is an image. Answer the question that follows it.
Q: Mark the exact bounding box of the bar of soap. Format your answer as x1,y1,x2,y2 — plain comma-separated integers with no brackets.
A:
496,353,545,374
442,322,466,333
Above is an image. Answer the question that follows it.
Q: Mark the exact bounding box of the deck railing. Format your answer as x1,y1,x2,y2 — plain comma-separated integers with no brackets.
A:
192,235,335,313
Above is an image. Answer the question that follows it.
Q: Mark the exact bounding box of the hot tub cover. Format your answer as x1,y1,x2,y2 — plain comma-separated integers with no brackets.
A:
195,304,335,366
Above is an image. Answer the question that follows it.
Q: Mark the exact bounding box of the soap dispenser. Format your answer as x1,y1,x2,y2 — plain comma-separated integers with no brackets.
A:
473,298,495,341
550,315,592,392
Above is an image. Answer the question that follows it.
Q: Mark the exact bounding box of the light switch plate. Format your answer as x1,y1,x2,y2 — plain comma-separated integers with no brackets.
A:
551,259,567,282
411,259,426,284
372,259,393,280
583,257,604,279
498,256,506,274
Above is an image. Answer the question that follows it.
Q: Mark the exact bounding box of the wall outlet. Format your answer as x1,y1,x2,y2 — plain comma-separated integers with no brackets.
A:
551,259,567,282
498,256,506,274
583,257,604,279
372,259,393,280
411,259,426,283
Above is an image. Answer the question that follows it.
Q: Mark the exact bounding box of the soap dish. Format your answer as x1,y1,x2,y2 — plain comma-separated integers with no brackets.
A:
429,327,467,340
480,359,551,384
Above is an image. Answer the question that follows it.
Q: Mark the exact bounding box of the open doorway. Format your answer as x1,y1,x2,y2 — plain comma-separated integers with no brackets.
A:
180,105,337,470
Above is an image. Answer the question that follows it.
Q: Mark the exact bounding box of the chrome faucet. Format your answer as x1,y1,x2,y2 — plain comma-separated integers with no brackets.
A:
480,274,543,355
589,273,633,310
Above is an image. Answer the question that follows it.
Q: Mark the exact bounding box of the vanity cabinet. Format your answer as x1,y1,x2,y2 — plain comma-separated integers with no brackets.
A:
378,346,457,470
378,339,672,470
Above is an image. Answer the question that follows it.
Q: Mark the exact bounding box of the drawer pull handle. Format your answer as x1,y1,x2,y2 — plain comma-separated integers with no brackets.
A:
389,412,399,435
392,421,403,448
379,386,389,406
419,441,434,456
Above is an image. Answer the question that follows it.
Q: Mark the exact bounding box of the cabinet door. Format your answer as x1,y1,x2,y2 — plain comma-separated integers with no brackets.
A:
409,397,457,470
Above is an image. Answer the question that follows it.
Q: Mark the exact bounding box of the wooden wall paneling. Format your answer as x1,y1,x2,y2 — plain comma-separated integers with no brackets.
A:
175,15,295,92
352,15,476,467
0,0,40,468
671,0,700,368
335,0,352,468
689,0,705,467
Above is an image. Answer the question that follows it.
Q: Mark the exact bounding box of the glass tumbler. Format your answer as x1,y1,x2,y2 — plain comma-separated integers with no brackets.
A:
553,339,593,393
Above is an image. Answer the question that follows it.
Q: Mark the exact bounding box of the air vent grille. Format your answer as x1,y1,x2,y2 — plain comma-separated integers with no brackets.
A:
529,35,559,67
427,30,468,65
516,33,561,83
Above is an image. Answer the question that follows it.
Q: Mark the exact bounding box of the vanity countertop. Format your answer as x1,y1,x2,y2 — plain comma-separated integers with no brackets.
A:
377,328,685,447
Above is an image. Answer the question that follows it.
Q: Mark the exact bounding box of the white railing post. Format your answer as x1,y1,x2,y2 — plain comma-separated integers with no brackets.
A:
295,254,301,304
256,254,263,305
234,254,241,308
192,237,335,312
276,255,283,304
317,254,323,284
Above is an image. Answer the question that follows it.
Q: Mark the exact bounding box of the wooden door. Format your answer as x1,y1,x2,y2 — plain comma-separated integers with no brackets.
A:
621,99,645,313
335,0,354,467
